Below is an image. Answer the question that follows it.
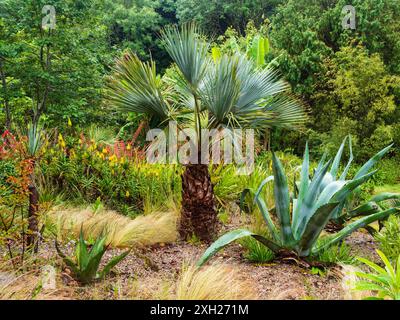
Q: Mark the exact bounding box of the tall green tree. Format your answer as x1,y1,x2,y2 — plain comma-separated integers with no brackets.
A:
0,0,111,128
176,0,283,35
101,0,177,70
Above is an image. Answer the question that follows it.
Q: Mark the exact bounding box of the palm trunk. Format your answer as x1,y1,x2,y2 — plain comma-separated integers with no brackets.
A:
179,164,219,242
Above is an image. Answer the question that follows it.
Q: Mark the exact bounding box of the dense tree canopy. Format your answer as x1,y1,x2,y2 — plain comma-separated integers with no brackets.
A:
0,0,399,159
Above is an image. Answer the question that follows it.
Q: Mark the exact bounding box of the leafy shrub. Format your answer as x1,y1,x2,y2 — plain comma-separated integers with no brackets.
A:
355,250,400,300
375,215,400,262
0,131,34,268
40,132,182,215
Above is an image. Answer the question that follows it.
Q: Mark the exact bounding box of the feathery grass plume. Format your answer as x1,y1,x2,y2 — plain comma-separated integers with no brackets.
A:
174,263,257,300
48,205,178,247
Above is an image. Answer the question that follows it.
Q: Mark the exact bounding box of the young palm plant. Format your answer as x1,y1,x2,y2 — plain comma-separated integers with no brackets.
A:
106,24,307,241
197,143,399,266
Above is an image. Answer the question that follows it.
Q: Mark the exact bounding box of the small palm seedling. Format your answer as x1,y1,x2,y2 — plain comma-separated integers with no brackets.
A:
55,230,130,284
355,250,400,300
197,143,398,266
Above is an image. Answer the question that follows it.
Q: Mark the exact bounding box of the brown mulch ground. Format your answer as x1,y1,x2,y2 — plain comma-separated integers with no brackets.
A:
0,207,379,300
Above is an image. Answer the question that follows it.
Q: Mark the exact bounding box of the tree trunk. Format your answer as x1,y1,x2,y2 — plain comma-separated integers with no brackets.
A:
179,164,219,242
27,179,39,252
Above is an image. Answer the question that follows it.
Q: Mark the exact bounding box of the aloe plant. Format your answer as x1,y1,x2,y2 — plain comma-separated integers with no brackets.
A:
198,143,399,266
55,230,130,284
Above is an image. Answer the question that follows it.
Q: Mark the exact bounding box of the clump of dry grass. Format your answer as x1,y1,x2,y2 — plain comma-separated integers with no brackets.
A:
0,271,72,300
174,264,257,300
47,205,178,248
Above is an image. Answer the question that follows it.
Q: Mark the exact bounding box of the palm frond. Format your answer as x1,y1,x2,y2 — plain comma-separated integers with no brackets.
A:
106,51,170,120
161,23,211,91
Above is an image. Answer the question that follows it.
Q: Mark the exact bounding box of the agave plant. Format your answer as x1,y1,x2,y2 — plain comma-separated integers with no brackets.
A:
198,143,399,266
107,23,307,241
304,135,399,226
55,230,130,284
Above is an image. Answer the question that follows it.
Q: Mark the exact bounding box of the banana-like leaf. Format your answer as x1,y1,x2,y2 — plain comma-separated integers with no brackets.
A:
297,202,340,256
272,153,295,245
354,144,393,179
99,249,131,279
312,208,400,255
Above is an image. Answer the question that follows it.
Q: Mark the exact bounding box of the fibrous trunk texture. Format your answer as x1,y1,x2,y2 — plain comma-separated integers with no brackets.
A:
179,164,219,242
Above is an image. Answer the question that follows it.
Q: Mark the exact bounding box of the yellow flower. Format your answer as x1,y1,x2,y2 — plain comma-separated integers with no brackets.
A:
126,144,132,151
68,117,72,127
125,190,130,198
102,148,108,154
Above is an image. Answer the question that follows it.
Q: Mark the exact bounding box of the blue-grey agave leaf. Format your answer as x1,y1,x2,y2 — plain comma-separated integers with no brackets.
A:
294,160,332,239
292,142,309,231
339,135,353,181
297,202,340,257
354,144,392,179
330,135,349,179
272,153,295,245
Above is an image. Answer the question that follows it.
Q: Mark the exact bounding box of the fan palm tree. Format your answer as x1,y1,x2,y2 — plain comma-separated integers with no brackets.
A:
106,24,308,241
